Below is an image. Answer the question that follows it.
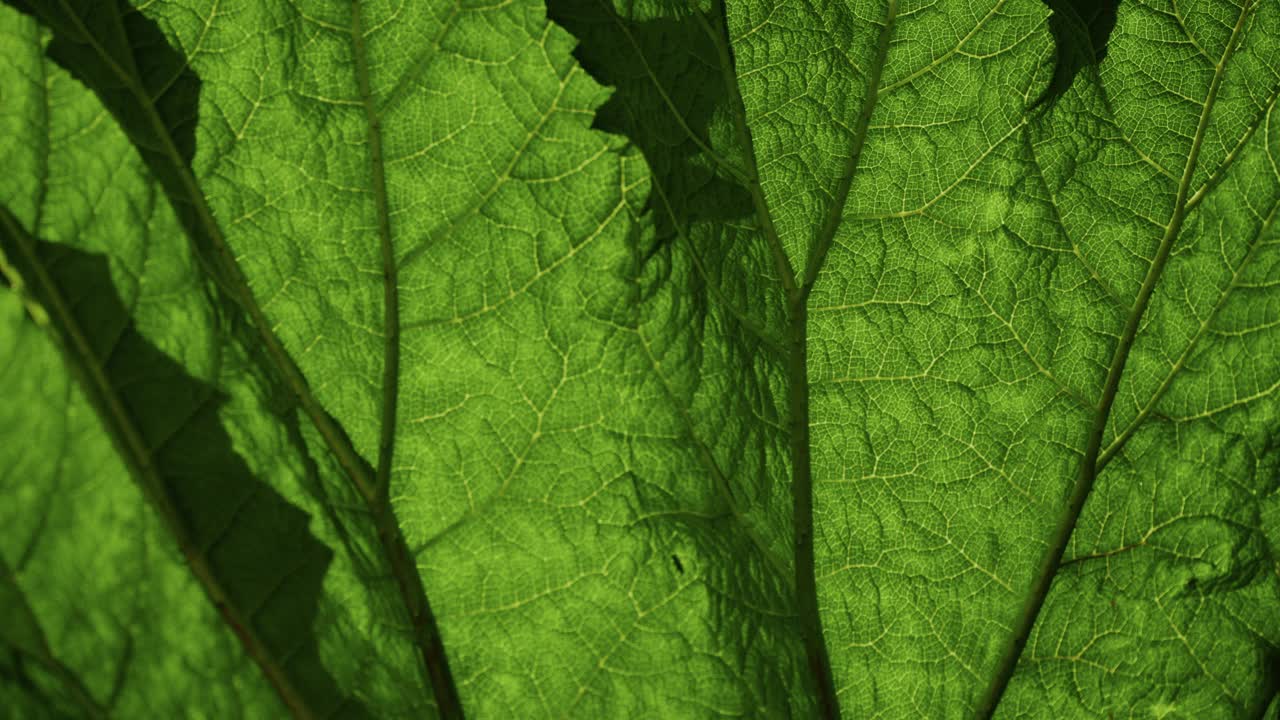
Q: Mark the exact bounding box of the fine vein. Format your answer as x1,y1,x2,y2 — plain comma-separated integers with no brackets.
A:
973,1,1254,714
1,555,107,719
634,323,791,581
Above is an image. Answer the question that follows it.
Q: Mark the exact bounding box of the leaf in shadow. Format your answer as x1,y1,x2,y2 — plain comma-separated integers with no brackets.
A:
549,0,790,516
1033,0,1121,112
0,211,370,719
2,0,220,275
547,0,753,249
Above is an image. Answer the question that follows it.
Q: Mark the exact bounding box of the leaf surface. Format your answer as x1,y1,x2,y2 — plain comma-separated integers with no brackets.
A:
722,0,1280,714
1,0,1279,718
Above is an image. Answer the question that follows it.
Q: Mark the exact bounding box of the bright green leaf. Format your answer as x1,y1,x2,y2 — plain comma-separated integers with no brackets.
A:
1,0,1277,718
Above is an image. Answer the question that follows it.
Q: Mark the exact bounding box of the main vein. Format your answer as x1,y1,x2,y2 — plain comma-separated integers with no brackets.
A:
973,1,1254,715
791,4,898,717
708,0,898,716
348,4,463,712
349,4,463,716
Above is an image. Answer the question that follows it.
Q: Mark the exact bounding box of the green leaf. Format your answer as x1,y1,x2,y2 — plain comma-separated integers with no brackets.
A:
719,0,1280,714
2,0,1279,718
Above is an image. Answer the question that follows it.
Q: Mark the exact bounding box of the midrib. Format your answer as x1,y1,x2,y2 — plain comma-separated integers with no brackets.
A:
711,0,900,716
348,4,464,717
973,0,1255,715
788,2,900,718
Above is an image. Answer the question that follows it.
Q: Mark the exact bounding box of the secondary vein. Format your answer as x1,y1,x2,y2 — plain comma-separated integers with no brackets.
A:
1099,193,1279,472
973,1,1254,714
801,0,899,299
350,2,400,521
702,0,798,298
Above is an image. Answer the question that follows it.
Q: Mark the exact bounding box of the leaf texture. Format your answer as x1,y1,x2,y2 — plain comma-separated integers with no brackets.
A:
722,0,1280,714
1,0,1279,717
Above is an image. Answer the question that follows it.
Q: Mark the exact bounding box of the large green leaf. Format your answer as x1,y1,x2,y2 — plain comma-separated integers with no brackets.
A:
1,0,1278,717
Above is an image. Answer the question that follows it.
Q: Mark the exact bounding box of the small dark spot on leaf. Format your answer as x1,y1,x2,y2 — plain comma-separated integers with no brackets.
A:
672,554,684,574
